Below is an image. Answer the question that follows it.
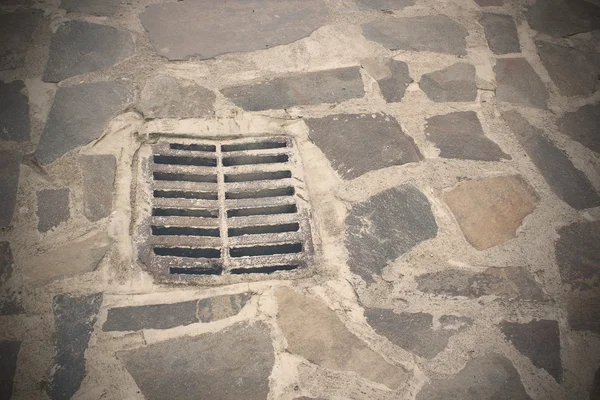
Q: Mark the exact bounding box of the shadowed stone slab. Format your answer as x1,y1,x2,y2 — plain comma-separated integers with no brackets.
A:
420,62,477,102
35,81,132,165
140,0,329,61
0,242,13,284
0,80,30,142
566,290,600,333
197,292,251,323
526,0,600,37
0,152,21,228
355,0,415,10
36,188,70,232
121,322,274,400
80,155,116,222
444,175,539,250
276,288,408,389
222,67,364,111
591,367,600,399
502,111,600,210
475,0,504,6
555,221,600,290
61,0,121,16
494,58,548,108
48,293,102,400
346,185,437,281
0,10,42,70
0,242,24,316
500,319,562,381
481,13,520,54
43,21,134,82
362,59,413,103
416,353,532,400
306,113,422,180
362,15,468,55
559,103,600,153
0,341,20,400
425,111,510,161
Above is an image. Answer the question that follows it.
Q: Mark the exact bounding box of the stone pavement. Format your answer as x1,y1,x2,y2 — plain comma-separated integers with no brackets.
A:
0,0,599,399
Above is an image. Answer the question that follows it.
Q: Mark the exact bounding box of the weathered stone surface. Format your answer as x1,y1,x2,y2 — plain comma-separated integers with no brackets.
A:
494,58,548,109
61,0,121,16
0,10,42,70
80,155,116,222
419,62,477,102
425,111,510,161
475,0,504,6
0,242,13,284
48,293,102,400
555,221,600,290
346,185,437,281
559,103,600,153
591,367,600,400
526,0,600,38
35,81,132,165
0,151,21,228
355,0,415,10
0,340,20,400
0,242,24,316
365,309,471,358
500,319,562,381
566,290,600,334
121,322,274,400
444,175,539,250
197,292,251,323
0,291,24,316
481,13,520,54
222,67,364,111
275,288,408,389
0,80,30,142
502,111,600,210
416,353,532,400
362,15,468,55
43,21,134,83
140,0,329,61
362,59,413,103
36,188,70,232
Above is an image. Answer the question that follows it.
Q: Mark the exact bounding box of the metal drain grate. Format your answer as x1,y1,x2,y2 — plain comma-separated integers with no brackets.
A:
137,136,314,282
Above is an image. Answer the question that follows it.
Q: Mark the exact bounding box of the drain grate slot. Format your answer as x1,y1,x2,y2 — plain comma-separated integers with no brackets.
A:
152,208,219,218
230,243,303,258
151,226,220,237
169,266,222,275
170,143,216,152
230,264,298,274
154,190,218,200
222,154,288,167
226,187,294,199
154,155,217,167
228,223,299,237
224,170,291,182
222,140,287,152
153,172,218,183
154,247,221,258
227,204,297,218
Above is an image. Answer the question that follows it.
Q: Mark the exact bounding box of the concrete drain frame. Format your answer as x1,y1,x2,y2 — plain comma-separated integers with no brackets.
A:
134,134,316,284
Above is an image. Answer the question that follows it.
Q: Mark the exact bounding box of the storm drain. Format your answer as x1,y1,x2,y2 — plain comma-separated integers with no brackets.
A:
137,136,314,282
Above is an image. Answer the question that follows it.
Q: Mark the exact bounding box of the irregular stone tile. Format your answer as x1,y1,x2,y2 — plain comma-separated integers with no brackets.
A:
275,288,408,389
494,58,548,109
35,81,132,165
500,319,562,381
355,0,415,10
502,111,600,210
80,155,116,222
444,175,539,250
104,301,197,332
526,0,600,38
0,242,13,284
419,62,477,102
566,289,600,334
346,185,437,281
60,0,121,16
48,293,102,400
0,340,21,400
0,151,21,228
362,59,413,103
0,80,30,142
0,242,24,316
555,221,600,290
362,15,468,55
121,322,274,400
43,21,134,83
558,103,600,153
480,13,520,54
416,353,532,400
365,309,471,358
222,67,364,111
425,111,510,161
139,75,216,119
475,0,504,6
141,0,329,61
36,188,70,232
0,10,43,70
0,291,24,316
197,292,251,323
591,367,600,399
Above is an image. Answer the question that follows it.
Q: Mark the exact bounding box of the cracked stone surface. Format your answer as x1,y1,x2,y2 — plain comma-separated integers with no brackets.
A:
80,155,116,222
60,0,121,16
362,59,413,103
0,10,42,70
526,0,600,37
36,188,70,233
494,58,548,109
558,103,600,153
480,13,520,54
0,80,30,142
0,340,20,400
0,151,21,228
419,62,477,102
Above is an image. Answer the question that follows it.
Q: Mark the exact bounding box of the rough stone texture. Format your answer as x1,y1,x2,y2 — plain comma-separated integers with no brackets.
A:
362,59,413,103
425,111,510,161
475,0,504,6
0,242,24,316
365,309,471,358
416,353,532,400
36,188,70,233
566,290,600,334
0,80,30,142
355,0,415,10
275,288,408,389
121,322,274,400
222,67,364,111
0,242,13,284
35,81,132,165
419,62,477,102
60,0,121,16
0,10,43,70
558,103,600,153
494,58,548,109
416,266,546,300
526,0,600,38
500,319,562,382
0,340,21,400
140,0,329,61
80,155,116,222
480,13,520,54
362,15,468,55
502,111,600,210
444,175,539,250
346,185,438,282
0,151,21,228
591,367,600,400
48,293,103,400
43,21,134,83
197,292,252,323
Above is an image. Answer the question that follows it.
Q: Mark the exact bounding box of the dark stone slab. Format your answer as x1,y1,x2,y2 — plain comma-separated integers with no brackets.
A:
36,188,70,232
35,81,132,165
502,111,600,210
474,0,504,6
0,80,30,142
48,293,102,400
305,113,422,180
425,111,509,161
346,185,437,282
591,367,600,400
140,0,329,61
362,59,413,103
0,242,24,316
494,58,548,109
566,289,600,334
197,292,251,323
355,0,415,10
0,292,24,316
559,103,600,153
0,340,21,400
555,221,600,290
419,62,477,102
61,0,121,16
362,15,468,55
222,67,364,111
104,300,197,332
526,0,600,38
0,242,13,284
121,322,274,400
80,155,116,222
481,13,520,54
43,21,134,83
500,319,562,382
0,10,42,70
0,151,21,228
416,353,532,400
